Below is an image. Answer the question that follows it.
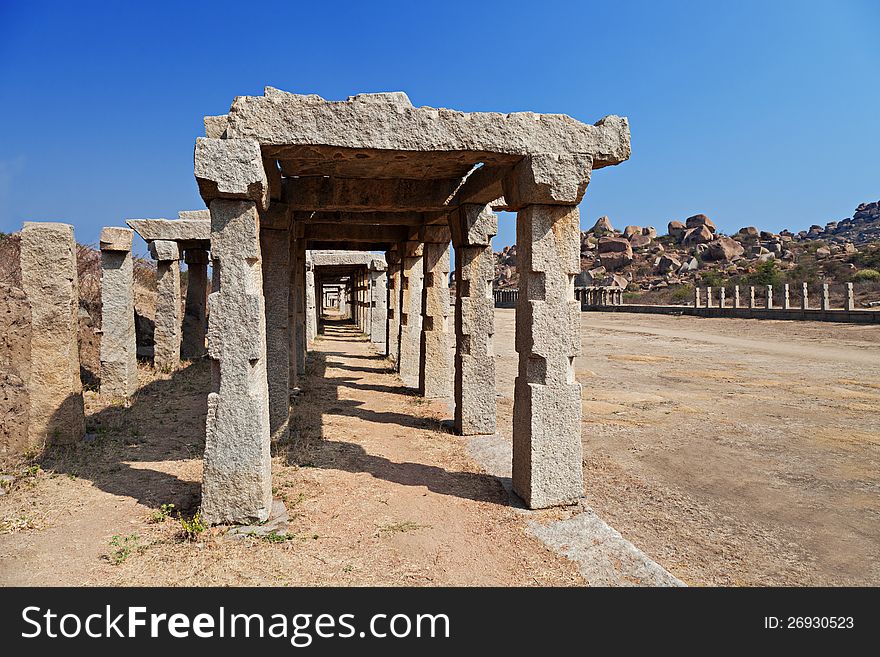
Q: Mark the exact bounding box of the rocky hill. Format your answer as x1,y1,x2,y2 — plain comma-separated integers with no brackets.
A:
494,201,880,306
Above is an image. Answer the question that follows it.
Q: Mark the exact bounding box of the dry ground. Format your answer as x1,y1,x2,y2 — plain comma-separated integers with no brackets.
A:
0,318,580,586
2,311,878,586
493,310,880,586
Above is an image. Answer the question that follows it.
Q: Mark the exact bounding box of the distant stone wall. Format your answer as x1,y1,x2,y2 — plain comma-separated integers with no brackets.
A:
0,283,32,458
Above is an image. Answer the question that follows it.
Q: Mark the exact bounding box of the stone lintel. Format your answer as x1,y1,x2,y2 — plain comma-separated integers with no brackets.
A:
127,218,210,242
283,176,460,212
419,224,451,244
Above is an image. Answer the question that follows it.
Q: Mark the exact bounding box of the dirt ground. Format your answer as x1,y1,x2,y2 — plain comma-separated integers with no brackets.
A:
2,310,878,586
0,317,580,586
493,310,880,586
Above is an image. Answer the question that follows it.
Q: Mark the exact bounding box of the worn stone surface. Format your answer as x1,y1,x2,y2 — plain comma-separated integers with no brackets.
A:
398,245,424,388
181,248,208,359
293,239,307,376
513,206,583,509
454,208,497,434
20,222,85,446
148,239,180,261
127,218,210,242
369,266,387,347
261,227,290,442
100,228,138,397
419,240,452,398
194,137,269,210
502,153,593,210
0,284,31,456
178,209,211,222
153,251,181,372
202,200,272,525
386,249,402,363
225,88,631,170
305,257,317,346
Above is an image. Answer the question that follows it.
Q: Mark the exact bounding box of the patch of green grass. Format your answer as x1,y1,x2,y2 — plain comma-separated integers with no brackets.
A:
109,534,140,565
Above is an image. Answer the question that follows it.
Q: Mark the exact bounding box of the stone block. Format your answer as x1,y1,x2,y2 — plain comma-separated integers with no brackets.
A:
502,153,593,210
99,227,133,251
194,137,269,211
148,239,180,261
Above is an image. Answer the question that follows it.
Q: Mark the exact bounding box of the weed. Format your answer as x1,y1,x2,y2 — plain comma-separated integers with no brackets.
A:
263,531,295,543
109,534,140,565
179,511,207,541
149,503,176,523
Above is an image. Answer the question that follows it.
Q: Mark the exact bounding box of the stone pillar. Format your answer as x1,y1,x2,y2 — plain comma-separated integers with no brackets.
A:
20,222,85,446
451,204,498,435
706,286,714,308
369,261,388,348
783,283,791,310
419,227,452,398
694,287,702,308
719,287,726,308
294,239,307,375
99,227,138,398
734,285,741,308
149,240,182,371
822,283,830,311
305,257,317,345
260,225,290,443
202,200,272,525
801,282,809,310
846,282,855,311
398,241,424,388
287,231,299,391
386,248,402,363
181,248,209,359
749,286,756,309
766,285,773,309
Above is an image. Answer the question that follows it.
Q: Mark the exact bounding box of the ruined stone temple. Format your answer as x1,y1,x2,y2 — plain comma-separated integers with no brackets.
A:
11,87,630,524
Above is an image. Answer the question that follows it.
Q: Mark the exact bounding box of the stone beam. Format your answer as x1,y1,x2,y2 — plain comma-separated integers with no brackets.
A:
306,241,395,251
303,223,410,243
126,218,210,242
302,211,438,226
283,176,461,212
224,88,632,170
448,165,512,207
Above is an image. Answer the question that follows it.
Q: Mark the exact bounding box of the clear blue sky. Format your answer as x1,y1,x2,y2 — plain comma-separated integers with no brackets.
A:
1,0,878,254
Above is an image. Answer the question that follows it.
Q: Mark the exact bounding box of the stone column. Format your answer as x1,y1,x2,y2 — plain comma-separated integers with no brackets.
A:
822,283,830,310
846,282,855,311
719,287,726,308
706,287,714,308
20,222,85,446
369,261,388,348
451,204,498,435
801,283,809,310
294,238,307,375
260,224,290,443
503,153,591,509
149,240,182,372
783,283,791,310
398,240,424,388
766,285,773,309
694,287,701,308
734,285,741,308
419,226,452,398
202,199,272,525
99,227,138,398
749,286,756,309
288,231,299,391
386,248,402,363
181,248,209,359
305,257,317,345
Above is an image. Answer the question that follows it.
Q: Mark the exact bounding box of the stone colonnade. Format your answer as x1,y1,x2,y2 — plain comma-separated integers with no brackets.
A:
694,282,855,311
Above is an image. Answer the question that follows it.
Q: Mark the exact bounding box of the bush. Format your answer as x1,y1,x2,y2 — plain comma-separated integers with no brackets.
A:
670,284,694,303
700,270,724,287
853,269,880,282
744,261,784,287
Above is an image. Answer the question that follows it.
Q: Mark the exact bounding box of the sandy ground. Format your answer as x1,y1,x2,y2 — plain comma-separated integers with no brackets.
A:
2,311,877,586
493,310,880,586
0,317,580,586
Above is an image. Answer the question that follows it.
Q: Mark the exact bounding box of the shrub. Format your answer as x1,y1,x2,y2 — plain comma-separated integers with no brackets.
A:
700,270,724,288
670,284,694,303
853,269,880,282
744,261,784,287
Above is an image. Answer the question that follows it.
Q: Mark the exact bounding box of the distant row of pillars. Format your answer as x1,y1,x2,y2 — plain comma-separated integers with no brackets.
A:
694,282,855,312
578,287,624,306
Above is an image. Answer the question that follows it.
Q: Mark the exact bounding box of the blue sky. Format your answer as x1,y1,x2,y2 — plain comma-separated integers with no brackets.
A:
1,0,878,254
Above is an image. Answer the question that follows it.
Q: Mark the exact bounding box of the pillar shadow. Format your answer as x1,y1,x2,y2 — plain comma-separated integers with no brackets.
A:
37,361,209,515
283,322,509,507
